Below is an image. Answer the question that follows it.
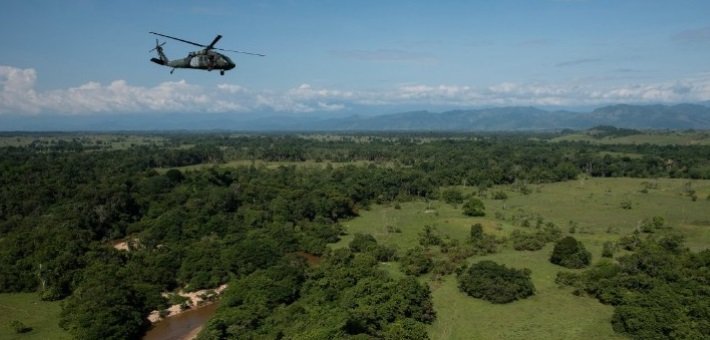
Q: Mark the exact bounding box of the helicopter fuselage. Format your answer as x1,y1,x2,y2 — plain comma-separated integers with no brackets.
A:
149,32,261,75
153,50,235,72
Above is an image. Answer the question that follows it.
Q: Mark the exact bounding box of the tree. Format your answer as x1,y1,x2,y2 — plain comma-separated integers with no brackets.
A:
568,237,710,338
602,241,615,258
457,260,535,304
381,318,429,340
59,263,152,340
462,197,485,217
468,223,498,255
349,233,378,253
550,236,591,268
418,225,442,247
441,188,464,205
400,247,433,276
470,223,484,240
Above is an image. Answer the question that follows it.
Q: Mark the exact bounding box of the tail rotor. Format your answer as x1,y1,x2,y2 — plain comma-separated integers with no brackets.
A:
149,39,169,65
149,39,166,53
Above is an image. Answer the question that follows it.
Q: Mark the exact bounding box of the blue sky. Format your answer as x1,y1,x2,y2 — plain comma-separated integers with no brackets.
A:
1,0,709,116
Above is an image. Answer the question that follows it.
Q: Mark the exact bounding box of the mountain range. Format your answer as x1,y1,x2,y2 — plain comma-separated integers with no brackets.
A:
1,104,710,131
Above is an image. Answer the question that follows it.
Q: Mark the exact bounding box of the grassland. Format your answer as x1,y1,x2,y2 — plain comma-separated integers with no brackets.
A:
332,177,710,339
552,131,710,145
0,133,165,149
0,293,70,340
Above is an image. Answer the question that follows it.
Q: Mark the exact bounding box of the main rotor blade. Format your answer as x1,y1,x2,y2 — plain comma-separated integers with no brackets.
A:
214,47,265,57
206,35,222,50
149,32,205,48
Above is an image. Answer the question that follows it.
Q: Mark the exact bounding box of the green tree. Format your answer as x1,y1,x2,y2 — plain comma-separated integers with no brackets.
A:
602,241,615,258
400,247,433,276
470,223,484,240
462,197,485,217
381,318,429,340
418,225,442,247
441,188,464,205
59,263,152,340
349,233,378,253
550,236,591,268
457,260,535,304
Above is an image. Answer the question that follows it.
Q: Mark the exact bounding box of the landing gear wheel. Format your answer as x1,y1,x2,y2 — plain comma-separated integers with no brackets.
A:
220,70,225,76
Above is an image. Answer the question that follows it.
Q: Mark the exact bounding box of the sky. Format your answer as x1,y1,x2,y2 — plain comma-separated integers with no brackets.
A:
1,0,710,118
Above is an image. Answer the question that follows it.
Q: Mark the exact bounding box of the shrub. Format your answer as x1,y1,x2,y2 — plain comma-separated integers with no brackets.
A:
457,260,535,304
386,225,401,233
431,259,457,278
550,236,591,269
349,233,378,253
602,241,615,258
418,225,442,247
373,245,397,262
511,230,546,251
492,191,508,200
400,247,433,276
470,223,484,240
441,188,464,205
640,216,665,233
462,197,485,217
11,320,32,334
620,200,632,210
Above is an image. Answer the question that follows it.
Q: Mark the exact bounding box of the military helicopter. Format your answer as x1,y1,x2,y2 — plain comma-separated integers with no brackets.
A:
149,32,264,75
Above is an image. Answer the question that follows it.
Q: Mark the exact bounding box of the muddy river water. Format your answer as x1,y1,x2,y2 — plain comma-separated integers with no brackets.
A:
143,302,219,340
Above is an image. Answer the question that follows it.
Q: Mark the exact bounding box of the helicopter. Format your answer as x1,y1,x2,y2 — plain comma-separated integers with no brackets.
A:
149,32,264,75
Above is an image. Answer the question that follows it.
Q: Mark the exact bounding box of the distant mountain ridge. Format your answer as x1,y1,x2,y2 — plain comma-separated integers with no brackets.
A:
2,103,710,131
304,104,710,131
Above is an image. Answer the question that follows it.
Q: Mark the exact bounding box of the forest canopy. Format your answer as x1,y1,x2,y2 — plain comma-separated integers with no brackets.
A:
1,132,709,339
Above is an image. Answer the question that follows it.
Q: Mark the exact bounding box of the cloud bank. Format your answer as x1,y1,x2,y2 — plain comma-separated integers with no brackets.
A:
2,65,710,115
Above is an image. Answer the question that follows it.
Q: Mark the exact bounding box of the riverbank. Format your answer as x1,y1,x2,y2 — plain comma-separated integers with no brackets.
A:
148,284,228,323
144,302,219,340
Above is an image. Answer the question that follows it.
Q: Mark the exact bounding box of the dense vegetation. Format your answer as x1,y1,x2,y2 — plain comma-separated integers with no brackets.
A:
549,236,591,269
457,260,535,304
0,132,709,339
557,235,710,339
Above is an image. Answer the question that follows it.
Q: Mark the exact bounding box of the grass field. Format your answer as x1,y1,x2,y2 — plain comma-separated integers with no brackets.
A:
0,134,165,149
428,250,623,340
331,177,710,339
552,131,710,145
0,293,69,340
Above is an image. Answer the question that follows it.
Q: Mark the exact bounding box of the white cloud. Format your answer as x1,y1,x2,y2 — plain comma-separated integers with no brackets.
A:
0,66,41,114
2,65,710,116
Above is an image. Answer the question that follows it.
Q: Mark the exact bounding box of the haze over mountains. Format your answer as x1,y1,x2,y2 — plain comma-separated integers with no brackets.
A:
2,104,710,131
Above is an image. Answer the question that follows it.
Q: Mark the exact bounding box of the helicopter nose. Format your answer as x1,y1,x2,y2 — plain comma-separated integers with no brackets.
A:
226,62,235,70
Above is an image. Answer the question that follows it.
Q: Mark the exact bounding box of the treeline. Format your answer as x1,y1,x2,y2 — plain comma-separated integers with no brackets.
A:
210,134,710,181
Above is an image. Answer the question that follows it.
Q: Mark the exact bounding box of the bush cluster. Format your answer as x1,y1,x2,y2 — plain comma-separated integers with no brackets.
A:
457,260,535,304
550,236,591,268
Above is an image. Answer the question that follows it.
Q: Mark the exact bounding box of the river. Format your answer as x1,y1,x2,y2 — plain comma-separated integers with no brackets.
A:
143,302,219,340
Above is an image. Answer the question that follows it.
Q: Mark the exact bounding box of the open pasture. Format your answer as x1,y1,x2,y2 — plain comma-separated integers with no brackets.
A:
0,293,69,340
333,177,709,339
0,133,165,149
552,131,710,145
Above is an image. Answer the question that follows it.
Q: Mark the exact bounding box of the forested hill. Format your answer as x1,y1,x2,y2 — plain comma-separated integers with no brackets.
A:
313,104,710,131
2,104,710,131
